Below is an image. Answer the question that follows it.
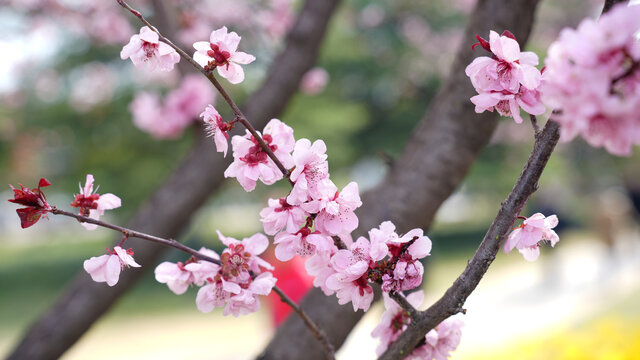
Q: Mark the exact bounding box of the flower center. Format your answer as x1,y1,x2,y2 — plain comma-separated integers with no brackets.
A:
207,43,231,68
240,134,278,166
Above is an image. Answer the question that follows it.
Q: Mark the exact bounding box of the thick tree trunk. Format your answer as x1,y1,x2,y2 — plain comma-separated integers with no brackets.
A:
257,1,540,359
6,1,340,359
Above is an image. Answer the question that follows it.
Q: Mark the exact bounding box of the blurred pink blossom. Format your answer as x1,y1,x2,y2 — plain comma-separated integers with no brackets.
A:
130,74,215,139
300,68,330,95
542,4,640,155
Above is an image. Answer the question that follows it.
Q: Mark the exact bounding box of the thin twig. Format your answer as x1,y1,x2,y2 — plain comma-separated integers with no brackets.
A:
272,287,336,360
389,292,419,320
51,208,221,265
50,207,334,359
529,114,541,136
116,0,292,184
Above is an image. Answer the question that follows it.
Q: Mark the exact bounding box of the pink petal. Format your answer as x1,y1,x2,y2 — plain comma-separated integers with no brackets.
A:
231,51,255,65
217,62,245,84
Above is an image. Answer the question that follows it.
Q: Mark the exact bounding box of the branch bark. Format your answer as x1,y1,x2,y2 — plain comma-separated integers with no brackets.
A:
379,120,560,360
378,1,625,357
257,1,541,359
6,1,340,359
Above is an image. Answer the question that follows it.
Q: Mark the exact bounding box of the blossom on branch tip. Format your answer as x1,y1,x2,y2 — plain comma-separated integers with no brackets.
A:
120,26,180,72
8,178,51,228
193,26,256,84
465,30,545,123
70,174,121,230
504,213,559,261
83,246,141,287
200,104,230,156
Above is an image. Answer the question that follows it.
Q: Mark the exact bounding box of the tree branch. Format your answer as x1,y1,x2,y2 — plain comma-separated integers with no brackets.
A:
379,119,560,359
48,207,335,359
7,0,340,358
117,0,292,182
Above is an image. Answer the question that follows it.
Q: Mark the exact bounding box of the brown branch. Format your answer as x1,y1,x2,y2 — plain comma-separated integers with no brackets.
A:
7,0,339,357
50,208,221,265
602,0,627,13
388,292,419,320
529,114,541,135
50,207,335,359
116,0,292,183
378,118,560,359
272,287,336,360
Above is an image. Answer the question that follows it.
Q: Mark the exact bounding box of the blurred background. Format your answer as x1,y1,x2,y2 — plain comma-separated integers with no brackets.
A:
1,0,640,358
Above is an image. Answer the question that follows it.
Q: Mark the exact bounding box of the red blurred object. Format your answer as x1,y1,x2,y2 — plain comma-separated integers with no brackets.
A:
266,253,314,326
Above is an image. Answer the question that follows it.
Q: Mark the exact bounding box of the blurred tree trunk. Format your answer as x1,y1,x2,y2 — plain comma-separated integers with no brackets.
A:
257,0,540,359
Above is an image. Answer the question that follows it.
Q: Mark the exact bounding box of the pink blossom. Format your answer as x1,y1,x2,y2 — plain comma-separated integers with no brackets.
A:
274,228,335,261
224,119,295,192
200,104,230,156
381,259,424,292
325,271,374,311
217,231,274,275
470,86,545,124
304,252,337,296
155,247,221,294
287,139,330,205
120,26,180,72
324,237,384,311
542,4,640,156
465,30,545,123
412,315,464,360
154,261,197,295
193,26,256,84
504,213,559,261
260,197,309,235
70,174,121,231
196,277,242,313
300,67,329,95
466,30,541,92
373,291,464,359
372,291,424,355
223,272,277,317
313,181,362,236
83,246,141,287
183,248,222,286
